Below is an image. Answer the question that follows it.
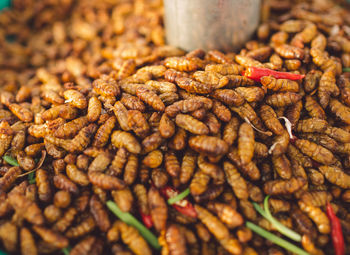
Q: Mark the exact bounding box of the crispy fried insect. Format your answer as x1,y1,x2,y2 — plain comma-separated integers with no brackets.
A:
246,46,272,62
176,77,213,94
20,227,37,255
70,236,95,255
238,123,255,165
329,98,350,125
53,207,77,233
92,116,116,147
303,70,321,93
112,188,134,213
33,225,69,249
116,220,152,255
66,164,89,186
142,150,163,169
166,224,188,255
231,102,266,131
88,152,111,173
24,143,45,157
0,166,21,192
159,114,175,138
11,130,25,153
196,223,211,242
239,199,257,221
107,221,120,243
127,110,150,138
44,205,62,223
148,187,167,232
190,170,210,196
325,126,350,143
165,99,203,118
193,71,229,89
124,154,138,185
0,221,17,252
93,76,120,97
265,92,302,107
133,184,150,218
197,155,224,184
69,124,97,153
287,144,312,167
164,69,189,83
259,105,284,135
235,55,265,68
211,99,231,123
8,192,44,225
136,87,165,111
66,214,96,238
189,135,228,157
301,235,324,255
304,96,325,120
291,206,317,239
87,96,102,123
263,177,307,195
63,89,87,109
175,114,209,135
228,147,261,181
164,57,204,72
8,103,33,122
211,89,244,106
159,92,180,106
261,76,299,92
90,194,111,232
54,190,71,208
299,133,339,153
318,70,339,108
41,104,78,121
89,171,126,190
207,202,243,229
109,148,128,176
223,161,249,200
117,59,136,80
296,118,328,133
193,185,224,203
113,101,131,131
208,50,233,64
318,165,350,189
285,59,302,71
298,201,330,234
205,63,242,76
274,44,304,59
145,80,177,94
111,130,141,154
143,131,164,153
16,151,35,171
222,117,239,146
299,191,331,207
168,128,187,151
272,155,292,179
295,139,336,165
36,169,52,202
235,87,265,103
53,173,79,194
307,168,324,186
121,93,146,112
268,130,290,157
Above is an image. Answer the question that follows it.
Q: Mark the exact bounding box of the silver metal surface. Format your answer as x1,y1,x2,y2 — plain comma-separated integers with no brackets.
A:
164,0,261,52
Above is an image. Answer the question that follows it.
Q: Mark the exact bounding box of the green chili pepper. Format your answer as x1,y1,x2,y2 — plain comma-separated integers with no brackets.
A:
167,188,190,205
343,68,350,72
2,155,19,166
62,246,71,255
246,221,309,255
106,201,161,250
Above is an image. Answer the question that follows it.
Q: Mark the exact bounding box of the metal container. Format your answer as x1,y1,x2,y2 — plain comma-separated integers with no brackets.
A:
164,0,261,52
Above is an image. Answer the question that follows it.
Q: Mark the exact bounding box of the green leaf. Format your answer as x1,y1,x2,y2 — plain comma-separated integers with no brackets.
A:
2,155,19,166
246,221,309,255
168,188,190,205
28,172,36,184
62,246,71,255
263,196,301,242
106,201,161,250
343,67,350,72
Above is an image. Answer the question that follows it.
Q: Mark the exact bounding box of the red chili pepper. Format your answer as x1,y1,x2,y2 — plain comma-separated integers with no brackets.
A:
140,210,153,229
160,186,197,218
243,66,305,81
326,202,345,255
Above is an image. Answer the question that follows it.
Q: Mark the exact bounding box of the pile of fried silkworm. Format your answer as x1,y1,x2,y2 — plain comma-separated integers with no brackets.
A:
0,0,350,254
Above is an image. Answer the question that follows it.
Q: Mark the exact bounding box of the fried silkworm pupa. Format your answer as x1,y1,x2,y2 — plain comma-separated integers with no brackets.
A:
263,177,307,195
143,131,164,153
176,77,214,94
90,194,111,232
32,225,69,248
165,98,203,118
207,202,244,229
197,155,224,184
142,150,163,169
180,150,196,184
318,165,350,189
54,190,71,208
0,221,17,252
92,76,120,97
8,103,33,122
272,154,292,179
53,116,89,139
298,201,330,234
0,121,14,157
41,104,78,121
88,172,126,190
53,207,77,233
325,126,350,143
175,114,209,135
65,214,96,238
295,139,336,165
166,224,188,255
127,110,150,138
193,71,229,89
0,166,21,192
164,69,189,83
63,89,87,109
159,113,176,138
66,164,89,186
116,220,152,255
123,154,138,185
20,227,37,255
235,87,265,102
109,147,128,176
168,128,187,151
36,168,52,202
211,89,244,106
92,115,117,147
44,205,62,223
113,101,131,131
121,93,146,112
238,122,255,165
53,173,79,194
112,188,133,212
164,56,204,72
148,187,167,232
261,76,299,92
329,98,350,125
189,135,228,157
223,161,249,200
111,130,141,154
136,87,165,111
70,236,95,255
265,92,302,107
259,104,284,135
